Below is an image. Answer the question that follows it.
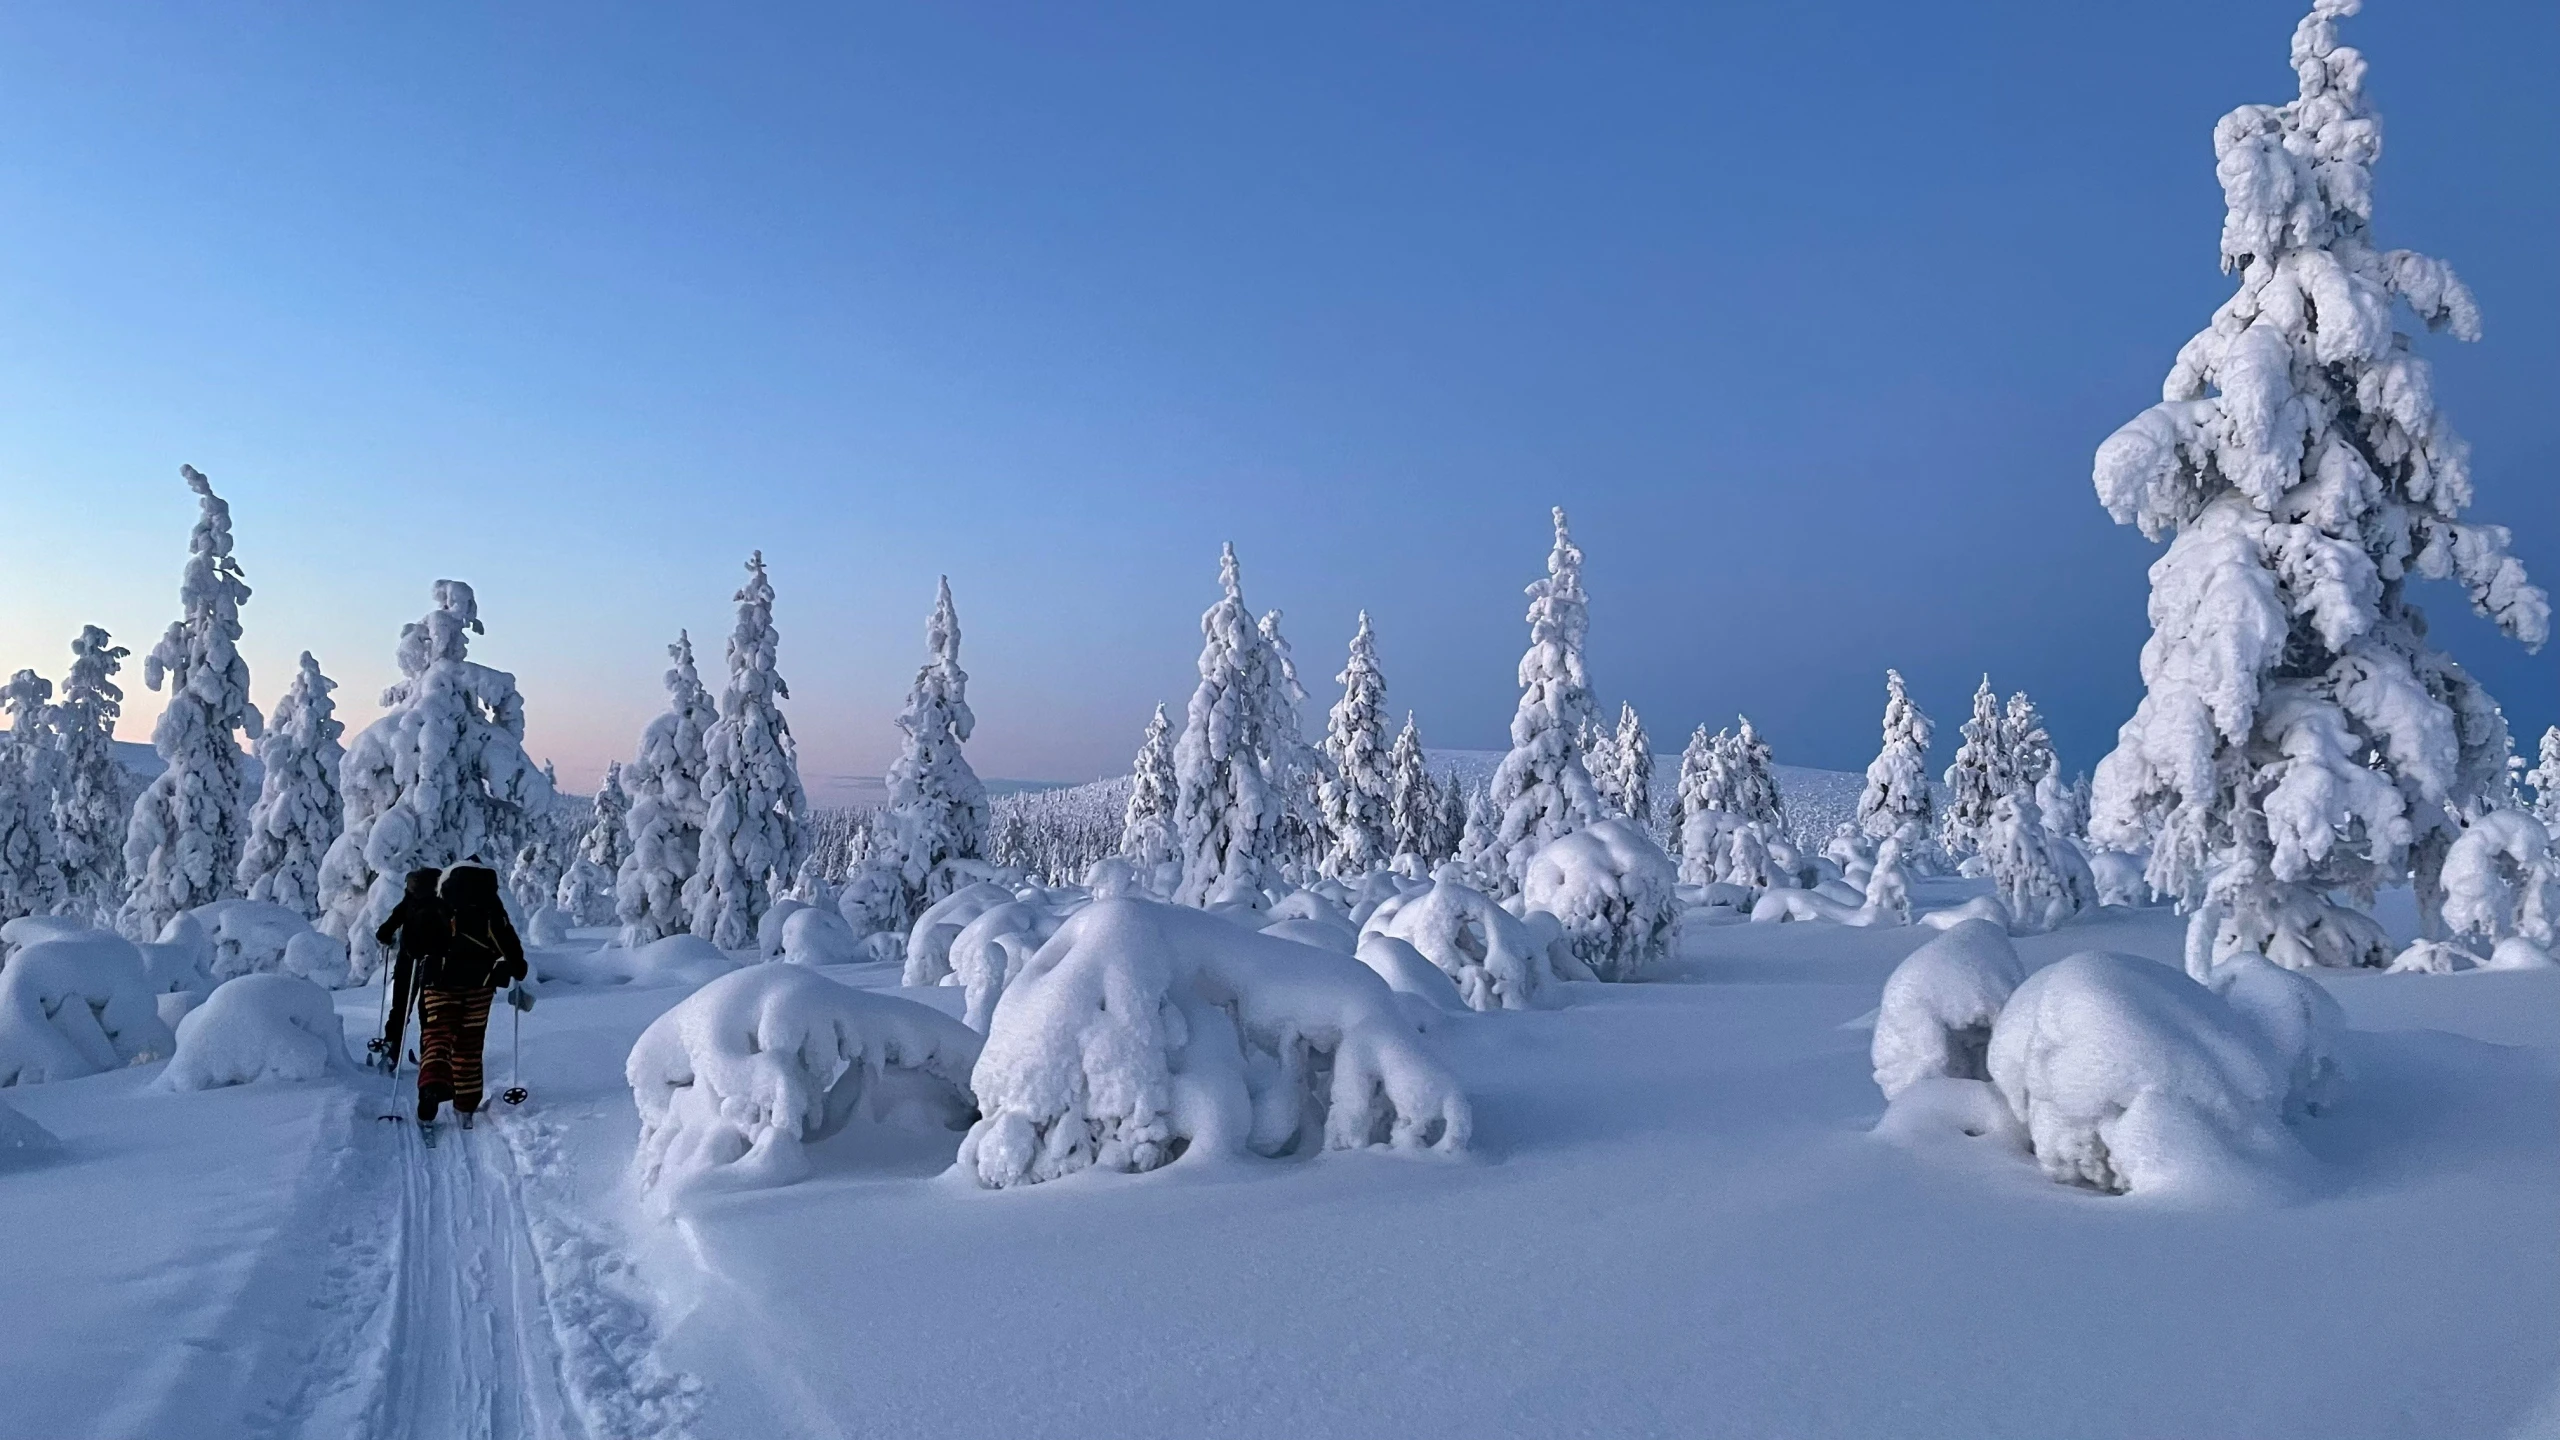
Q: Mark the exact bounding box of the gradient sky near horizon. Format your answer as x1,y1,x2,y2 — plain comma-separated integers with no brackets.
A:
1,1,2554,801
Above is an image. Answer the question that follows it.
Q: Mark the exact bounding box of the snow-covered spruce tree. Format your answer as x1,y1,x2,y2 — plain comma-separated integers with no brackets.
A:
1856,669,1935,845
1429,768,1468,865
1486,508,1603,895
1317,612,1392,880
1385,714,1435,871
0,672,68,921
1582,715,1624,817
2037,769,2092,844
51,627,133,923
318,581,554,978
1671,725,1717,858
615,632,716,946
1940,677,2006,858
119,466,263,941
1728,716,1783,830
511,761,574,918
2527,727,2560,827
876,576,989,928
1611,703,1654,829
237,651,344,918
687,552,811,948
1259,608,1331,879
2090,0,2549,967
1119,703,1178,881
1173,546,1285,907
557,761,630,925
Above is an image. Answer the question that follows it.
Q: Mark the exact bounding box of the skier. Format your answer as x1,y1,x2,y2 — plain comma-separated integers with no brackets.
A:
413,862,530,1137
371,869,448,1073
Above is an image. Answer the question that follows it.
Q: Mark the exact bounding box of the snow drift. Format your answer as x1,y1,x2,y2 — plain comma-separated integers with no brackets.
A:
0,936,175,1086
156,973,352,1091
1871,919,2025,1102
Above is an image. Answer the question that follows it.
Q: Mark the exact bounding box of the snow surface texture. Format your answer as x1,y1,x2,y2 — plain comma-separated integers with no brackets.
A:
0,935,175,1085
1517,817,1679,982
1361,871,1552,1011
960,897,1470,1188
2089,0,2547,966
156,973,351,1091
628,963,981,1201
1871,919,2025,1101
1987,951,2302,1198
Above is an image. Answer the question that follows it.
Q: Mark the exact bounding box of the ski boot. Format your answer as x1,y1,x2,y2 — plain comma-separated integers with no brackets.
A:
419,1118,439,1149
460,1112,475,1132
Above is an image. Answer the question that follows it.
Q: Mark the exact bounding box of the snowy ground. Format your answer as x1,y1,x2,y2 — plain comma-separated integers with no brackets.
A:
1,882,2554,1440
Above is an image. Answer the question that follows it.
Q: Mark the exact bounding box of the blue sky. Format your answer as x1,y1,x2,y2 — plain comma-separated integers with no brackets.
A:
0,1,2552,798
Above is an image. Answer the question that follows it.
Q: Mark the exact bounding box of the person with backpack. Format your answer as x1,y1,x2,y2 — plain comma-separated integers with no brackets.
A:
372,868,448,1073
414,862,530,1134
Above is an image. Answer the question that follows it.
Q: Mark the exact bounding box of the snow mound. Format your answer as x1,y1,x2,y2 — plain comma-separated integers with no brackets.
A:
156,973,352,1091
1353,934,1469,1014
1919,894,2013,932
1987,952,2299,1199
779,905,861,966
2204,952,2346,1119
628,963,982,1201
2482,937,2558,972
0,936,176,1086
2384,939,2474,975
948,899,1068,1032
960,898,1470,1189
1518,818,1679,981
0,1095,60,1165
0,916,98,956
1261,915,1358,954
2086,849,2153,908
539,934,739,989
1360,872,1551,1011
1872,920,2026,1101
1872,1076,2027,1150
185,899,350,987
901,881,1016,987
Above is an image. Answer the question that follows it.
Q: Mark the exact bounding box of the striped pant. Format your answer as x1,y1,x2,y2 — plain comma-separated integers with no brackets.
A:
416,987,494,1123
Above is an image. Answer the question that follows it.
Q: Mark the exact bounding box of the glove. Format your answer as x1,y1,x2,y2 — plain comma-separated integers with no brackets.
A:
507,983,536,1013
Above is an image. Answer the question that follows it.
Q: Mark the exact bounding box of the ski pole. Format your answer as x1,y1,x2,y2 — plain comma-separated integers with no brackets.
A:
502,990,529,1106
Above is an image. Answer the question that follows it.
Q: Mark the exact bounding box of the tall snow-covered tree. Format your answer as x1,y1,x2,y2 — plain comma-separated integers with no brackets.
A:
877,576,989,926
2089,0,2547,965
1385,714,1435,869
1259,608,1330,878
0,671,68,921
511,760,576,919
237,651,344,918
2003,691,2055,796
1671,725,1718,857
1429,768,1468,865
1610,703,1654,829
2528,727,2560,827
1173,546,1286,906
1727,716,1783,829
558,761,631,925
617,633,717,945
687,552,811,947
1119,703,1178,877
318,580,554,976
1856,670,1935,844
1318,612,1392,879
120,466,263,940
1487,507,1602,894
52,626,133,923
1940,678,2006,857
1583,715,1624,817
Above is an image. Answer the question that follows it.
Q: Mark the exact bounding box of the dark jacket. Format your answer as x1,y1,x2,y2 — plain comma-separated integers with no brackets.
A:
375,872,450,1057
429,865,529,991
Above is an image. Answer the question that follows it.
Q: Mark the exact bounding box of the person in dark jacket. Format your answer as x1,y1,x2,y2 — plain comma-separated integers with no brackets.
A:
414,863,529,1129
373,869,448,1072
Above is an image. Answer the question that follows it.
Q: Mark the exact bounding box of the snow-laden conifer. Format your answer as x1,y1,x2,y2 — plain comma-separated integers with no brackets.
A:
1386,715,1435,871
557,761,630,925
1727,717,1783,830
237,652,343,918
318,581,553,977
120,467,263,940
511,761,575,920
1318,613,1392,880
2003,691,2054,793
877,577,989,927
1610,703,1654,828
1671,725,1717,858
1429,768,1468,865
687,552,811,947
52,627,133,923
1486,508,1602,894
1259,608,1330,878
2089,1,2547,966
0,672,67,921
1856,670,1935,845
616,633,716,946
2526,728,2560,828
1119,703,1178,883
1173,546,1285,906
1583,716,1624,818
1940,678,2005,858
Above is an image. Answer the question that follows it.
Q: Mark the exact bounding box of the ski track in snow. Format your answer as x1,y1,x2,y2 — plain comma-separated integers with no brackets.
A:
259,1104,696,1440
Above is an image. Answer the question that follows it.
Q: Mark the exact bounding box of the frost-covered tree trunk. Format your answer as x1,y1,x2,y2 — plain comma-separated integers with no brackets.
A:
0,672,68,922
2089,0,2548,969
557,761,630,925
1856,670,1935,846
1611,703,1654,829
120,467,263,941
317,581,555,979
52,627,133,924
1259,608,1330,880
1940,677,2005,858
1173,546,1285,907
1119,703,1178,881
237,652,344,919
615,633,716,946
1385,715,1435,870
1318,613,1392,880
687,553,811,948
1487,508,1603,895
877,576,989,928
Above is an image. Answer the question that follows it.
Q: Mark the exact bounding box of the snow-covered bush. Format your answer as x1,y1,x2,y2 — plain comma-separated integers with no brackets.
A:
2483,937,2558,971
51,626,134,924
155,973,350,1091
1871,920,2025,1101
1317,613,1392,880
628,963,981,1200
186,898,350,986
687,553,810,948
1485,508,1603,894
960,898,1470,1188
120,467,264,942
237,652,344,919
949,899,1069,1031
901,881,1018,987
1855,669,1934,845
2088,849,2154,908
2089,0,2547,967
317,581,553,980
1984,790,2096,934
875,578,991,930
1517,817,1679,982
2203,952,2346,1120
1362,872,1553,1011
1352,934,1469,1013
1987,952,2298,1197
780,904,861,967
0,935,175,1085
2439,811,2552,949
616,633,716,946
